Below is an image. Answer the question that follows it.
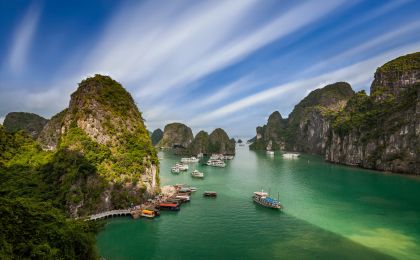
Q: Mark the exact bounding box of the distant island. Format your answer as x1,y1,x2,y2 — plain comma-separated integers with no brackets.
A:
156,122,235,155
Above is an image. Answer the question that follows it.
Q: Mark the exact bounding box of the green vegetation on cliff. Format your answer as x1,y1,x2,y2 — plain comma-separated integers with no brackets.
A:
377,52,420,74
331,83,418,141
151,128,163,146
158,123,193,148
208,128,235,155
3,112,48,138
250,82,354,151
0,74,160,259
0,126,101,259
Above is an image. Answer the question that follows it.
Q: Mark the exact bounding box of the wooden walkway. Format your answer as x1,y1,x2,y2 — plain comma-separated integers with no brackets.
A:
88,209,132,221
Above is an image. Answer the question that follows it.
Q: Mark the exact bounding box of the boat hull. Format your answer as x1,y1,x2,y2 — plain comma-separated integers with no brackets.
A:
253,197,281,209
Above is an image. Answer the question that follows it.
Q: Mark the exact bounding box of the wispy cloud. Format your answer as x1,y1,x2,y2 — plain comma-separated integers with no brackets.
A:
8,3,41,73
82,0,346,100
189,42,420,125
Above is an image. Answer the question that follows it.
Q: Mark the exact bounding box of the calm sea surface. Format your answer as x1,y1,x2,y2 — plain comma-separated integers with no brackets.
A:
97,145,420,259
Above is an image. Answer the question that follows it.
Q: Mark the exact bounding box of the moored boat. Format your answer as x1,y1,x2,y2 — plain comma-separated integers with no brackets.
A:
176,163,189,171
181,157,199,163
175,195,190,202
282,153,299,159
203,191,217,197
253,190,282,209
158,202,180,211
266,150,274,155
191,170,204,178
171,166,180,173
206,159,226,167
141,209,156,218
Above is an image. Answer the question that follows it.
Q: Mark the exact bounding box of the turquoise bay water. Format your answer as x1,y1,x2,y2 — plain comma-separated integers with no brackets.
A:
97,145,420,259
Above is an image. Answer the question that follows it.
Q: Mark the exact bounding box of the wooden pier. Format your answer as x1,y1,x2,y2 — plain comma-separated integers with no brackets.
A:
86,184,193,221
88,209,132,221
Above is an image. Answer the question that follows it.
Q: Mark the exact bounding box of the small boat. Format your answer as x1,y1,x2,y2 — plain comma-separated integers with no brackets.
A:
210,154,224,160
176,163,189,171
181,157,199,163
158,202,180,211
282,153,299,159
206,159,226,167
191,170,204,178
171,166,180,173
266,150,274,155
175,195,190,202
189,187,197,192
203,191,217,197
179,187,192,194
253,190,282,209
141,209,156,218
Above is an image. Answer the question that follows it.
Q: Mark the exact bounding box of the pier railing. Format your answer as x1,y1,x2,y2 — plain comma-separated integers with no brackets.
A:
87,209,132,221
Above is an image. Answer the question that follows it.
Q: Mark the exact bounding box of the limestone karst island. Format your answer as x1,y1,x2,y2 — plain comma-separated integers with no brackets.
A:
1,1,419,259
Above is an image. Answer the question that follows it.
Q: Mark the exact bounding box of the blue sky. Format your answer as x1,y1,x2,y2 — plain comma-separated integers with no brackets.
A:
0,0,419,137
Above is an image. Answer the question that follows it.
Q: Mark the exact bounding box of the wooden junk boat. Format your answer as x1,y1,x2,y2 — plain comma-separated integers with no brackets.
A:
253,190,282,209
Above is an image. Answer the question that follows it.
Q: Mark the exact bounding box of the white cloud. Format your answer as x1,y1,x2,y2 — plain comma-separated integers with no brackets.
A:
82,0,346,101
304,20,420,75
189,42,420,125
8,3,41,73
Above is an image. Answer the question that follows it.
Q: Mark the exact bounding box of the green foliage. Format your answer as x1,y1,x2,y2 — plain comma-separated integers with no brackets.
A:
0,197,100,259
3,112,48,138
377,52,420,74
151,128,163,145
331,84,418,142
78,74,140,120
0,129,102,259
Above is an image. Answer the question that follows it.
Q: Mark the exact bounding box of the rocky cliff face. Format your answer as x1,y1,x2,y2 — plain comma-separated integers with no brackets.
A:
326,52,419,174
3,112,48,138
187,128,235,155
37,109,67,150
208,128,235,155
250,82,353,154
250,111,287,150
158,123,193,149
37,75,159,216
151,128,163,145
188,130,209,155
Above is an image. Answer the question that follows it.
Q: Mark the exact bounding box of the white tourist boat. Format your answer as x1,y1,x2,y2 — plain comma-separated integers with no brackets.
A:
282,153,299,159
191,170,204,178
181,157,199,163
206,159,226,167
176,163,189,171
171,166,180,173
266,150,274,155
210,154,224,160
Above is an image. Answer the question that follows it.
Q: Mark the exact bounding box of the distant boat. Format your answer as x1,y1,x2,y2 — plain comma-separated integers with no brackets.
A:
266,150,274,155
203,191,217,197
181,157,199,163
191,170,204,178
206,159,226,167
171,166,180,173
282,153,299,159
175,163,189,171
253,190,282,209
